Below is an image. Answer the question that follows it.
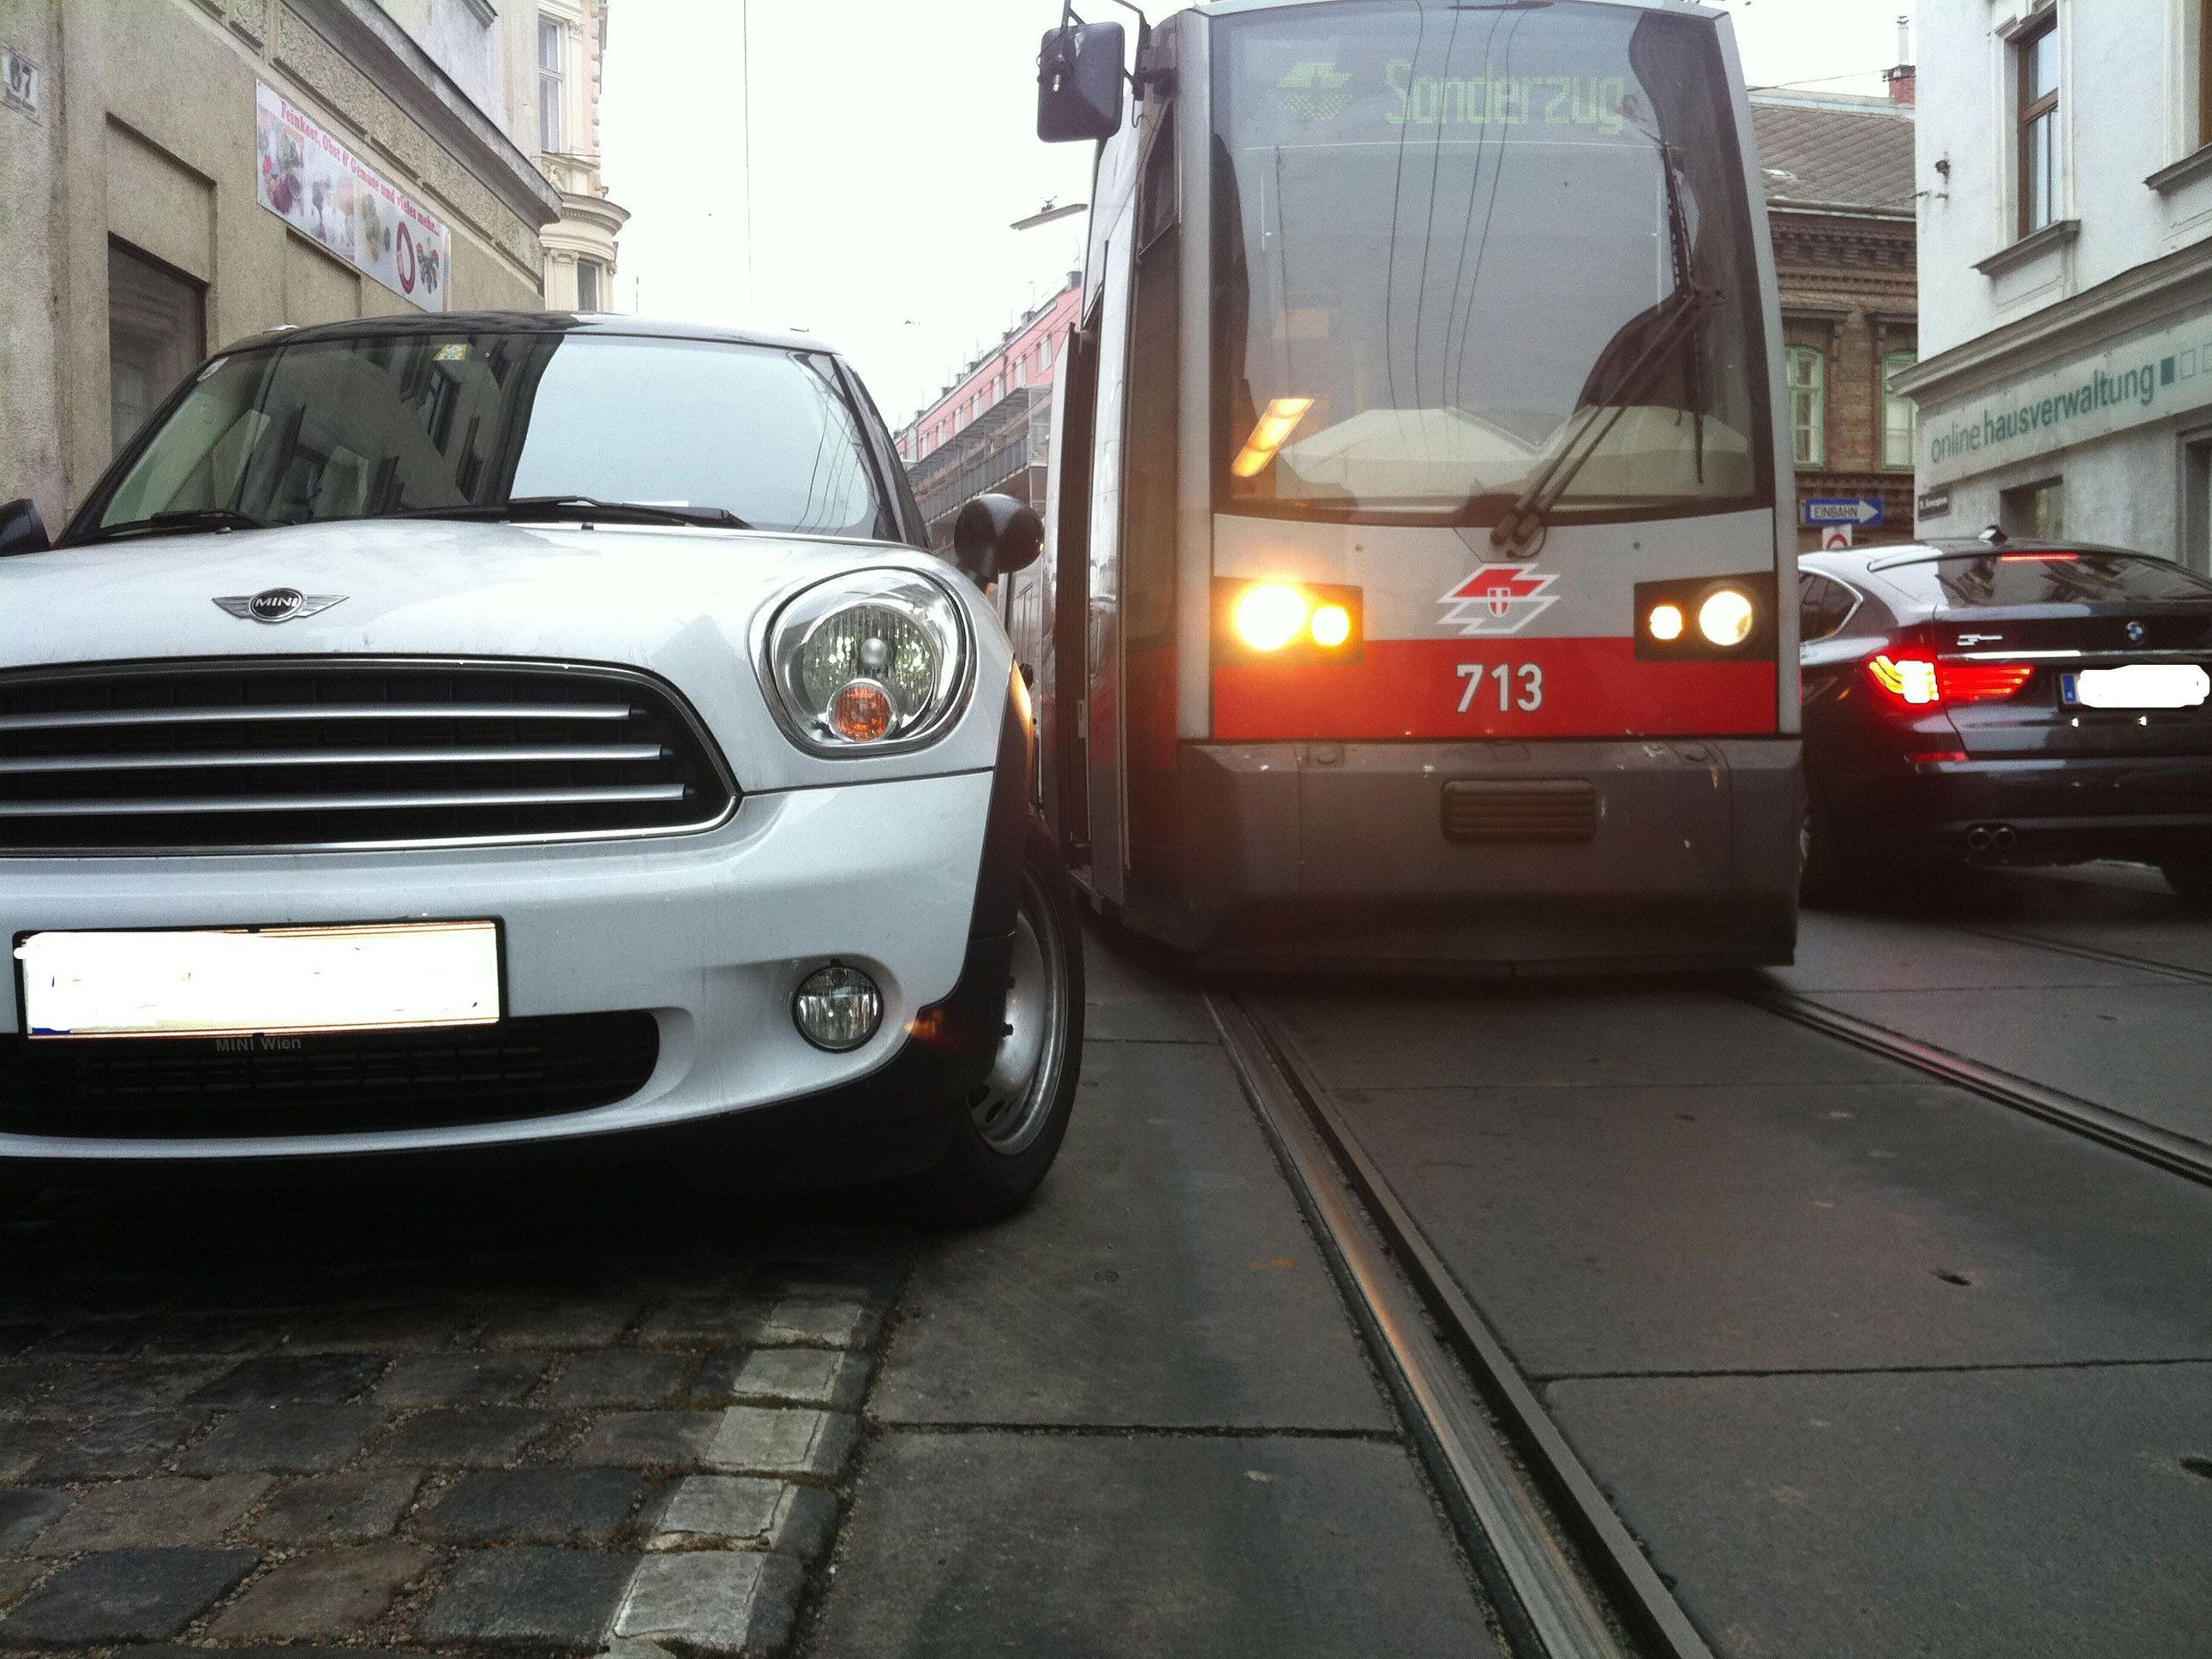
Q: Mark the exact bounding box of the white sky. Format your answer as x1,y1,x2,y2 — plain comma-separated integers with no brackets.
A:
601,0,1916,426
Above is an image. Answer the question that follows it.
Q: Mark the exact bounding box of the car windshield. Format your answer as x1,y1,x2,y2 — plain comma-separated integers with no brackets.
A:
87,330,895,542
1213,0,1770,525
1876,551,2212,608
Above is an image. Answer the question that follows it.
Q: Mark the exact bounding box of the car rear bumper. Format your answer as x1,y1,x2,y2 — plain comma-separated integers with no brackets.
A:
1839,752,2212,862
1133,737,1801,972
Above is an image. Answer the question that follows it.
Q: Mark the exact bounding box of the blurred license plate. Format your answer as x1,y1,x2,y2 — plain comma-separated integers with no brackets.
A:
2063,665,2211,710
16,921,501,1039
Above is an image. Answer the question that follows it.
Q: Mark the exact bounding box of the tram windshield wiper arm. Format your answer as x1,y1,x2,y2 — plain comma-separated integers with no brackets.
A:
1489,146,1715,557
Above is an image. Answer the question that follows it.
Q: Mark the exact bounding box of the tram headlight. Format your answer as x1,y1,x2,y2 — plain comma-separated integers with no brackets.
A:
1219,578,1364,659
1697,588,1756,648
1232,583,1313,652
764,568,970,753
1646,602,1686,643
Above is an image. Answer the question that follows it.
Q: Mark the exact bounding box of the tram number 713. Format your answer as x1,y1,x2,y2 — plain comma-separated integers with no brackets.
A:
1455,662,1544,715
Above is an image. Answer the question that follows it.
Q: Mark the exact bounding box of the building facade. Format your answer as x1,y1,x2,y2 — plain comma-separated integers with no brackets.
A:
0,0,625,532
896,275,1082,550
1897,0,2212,566
519,0,625,310
1752,86,1920,554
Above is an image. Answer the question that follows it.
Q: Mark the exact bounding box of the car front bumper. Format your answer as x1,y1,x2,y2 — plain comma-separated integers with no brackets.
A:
1,770,996,1161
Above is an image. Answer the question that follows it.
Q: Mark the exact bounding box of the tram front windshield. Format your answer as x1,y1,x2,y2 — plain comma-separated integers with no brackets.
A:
1214,0,1771,526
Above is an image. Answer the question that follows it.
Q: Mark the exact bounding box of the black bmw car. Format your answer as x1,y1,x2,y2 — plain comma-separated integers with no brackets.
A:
1798,535,2212,902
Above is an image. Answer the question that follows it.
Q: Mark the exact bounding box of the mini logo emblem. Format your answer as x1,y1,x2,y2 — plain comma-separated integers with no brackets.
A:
213,588,345,624
1439,564,1558,636
2126,620,2148,644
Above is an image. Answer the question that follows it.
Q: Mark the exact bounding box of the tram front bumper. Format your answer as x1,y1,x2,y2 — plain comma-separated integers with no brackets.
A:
1166,738,1800,973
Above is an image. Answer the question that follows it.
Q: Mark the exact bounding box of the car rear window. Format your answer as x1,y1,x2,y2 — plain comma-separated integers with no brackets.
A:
1873,551,2212,609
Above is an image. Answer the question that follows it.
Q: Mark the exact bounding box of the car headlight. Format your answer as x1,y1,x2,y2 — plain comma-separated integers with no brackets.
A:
764,568,971,753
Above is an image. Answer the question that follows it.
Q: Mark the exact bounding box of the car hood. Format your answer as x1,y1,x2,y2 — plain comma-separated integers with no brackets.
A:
0,518,1011,794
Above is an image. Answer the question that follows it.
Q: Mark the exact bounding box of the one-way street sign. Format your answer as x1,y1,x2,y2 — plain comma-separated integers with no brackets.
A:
1801,496,1885,528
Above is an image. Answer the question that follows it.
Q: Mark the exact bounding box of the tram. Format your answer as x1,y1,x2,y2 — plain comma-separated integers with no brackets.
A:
998,0,1800,971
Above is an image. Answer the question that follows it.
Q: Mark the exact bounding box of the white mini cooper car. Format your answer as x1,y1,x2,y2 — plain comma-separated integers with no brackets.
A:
0,314,1081,1222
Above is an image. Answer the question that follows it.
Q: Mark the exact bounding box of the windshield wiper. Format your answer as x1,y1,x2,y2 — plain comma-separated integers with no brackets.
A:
1490,146,1715,557
79,507,273,544
393,495,752,530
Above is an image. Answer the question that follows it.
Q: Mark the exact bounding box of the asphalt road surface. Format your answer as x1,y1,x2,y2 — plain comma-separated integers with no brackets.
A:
2,865,2208,1656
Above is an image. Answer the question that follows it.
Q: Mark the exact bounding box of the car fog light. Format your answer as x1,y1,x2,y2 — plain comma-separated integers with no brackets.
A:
1647,602,1685,643
1698,588,1754,647
830,680,894,743
794,963,882,1051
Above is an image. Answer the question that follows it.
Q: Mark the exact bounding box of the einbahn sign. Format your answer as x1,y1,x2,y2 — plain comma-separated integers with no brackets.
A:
1801,496,1885,529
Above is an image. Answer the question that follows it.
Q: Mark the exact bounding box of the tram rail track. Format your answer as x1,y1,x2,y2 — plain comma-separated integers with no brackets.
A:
1209,992,1717,1659
1926,917,2212,989
1737,977,2212,1189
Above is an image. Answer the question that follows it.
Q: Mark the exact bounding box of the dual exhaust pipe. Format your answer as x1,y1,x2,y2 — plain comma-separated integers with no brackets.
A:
1965,824,2018,855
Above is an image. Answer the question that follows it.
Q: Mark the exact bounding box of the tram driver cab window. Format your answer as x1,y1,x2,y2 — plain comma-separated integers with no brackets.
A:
1211,3,1770,528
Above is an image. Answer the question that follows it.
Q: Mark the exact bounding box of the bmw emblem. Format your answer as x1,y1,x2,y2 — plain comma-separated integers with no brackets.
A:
2126,620,2148,644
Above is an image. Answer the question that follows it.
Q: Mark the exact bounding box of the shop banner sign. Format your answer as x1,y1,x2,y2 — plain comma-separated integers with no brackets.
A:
255,83,451,311
1920,307,2212,488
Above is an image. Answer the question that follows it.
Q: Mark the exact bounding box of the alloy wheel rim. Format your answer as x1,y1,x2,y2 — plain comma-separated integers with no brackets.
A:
970,866,1068,1155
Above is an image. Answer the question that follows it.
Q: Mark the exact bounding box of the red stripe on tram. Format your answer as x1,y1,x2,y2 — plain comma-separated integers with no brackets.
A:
1211,635,1777,743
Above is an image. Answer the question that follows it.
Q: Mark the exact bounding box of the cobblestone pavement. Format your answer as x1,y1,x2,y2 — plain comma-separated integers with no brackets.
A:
0,1167,912,1655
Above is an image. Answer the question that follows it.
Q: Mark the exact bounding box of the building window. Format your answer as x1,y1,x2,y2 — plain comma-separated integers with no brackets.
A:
575,258,602,312
2001,477,2065,539
1882,350,1918,470
2015,12,2059,237
107,240,205,461
538,16,566,156
992,374,1004,400
1040,337,1054,371
1786,347,1826,467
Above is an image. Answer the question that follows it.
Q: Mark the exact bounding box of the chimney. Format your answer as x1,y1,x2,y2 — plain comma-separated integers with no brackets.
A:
1885,14,1915,105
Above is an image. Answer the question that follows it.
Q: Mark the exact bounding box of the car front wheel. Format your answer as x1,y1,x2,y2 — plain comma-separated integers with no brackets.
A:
904,820,1083,1225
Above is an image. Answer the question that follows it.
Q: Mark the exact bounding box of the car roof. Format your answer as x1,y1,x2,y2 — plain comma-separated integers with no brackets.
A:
213,310,835,359
1801,536,2158,575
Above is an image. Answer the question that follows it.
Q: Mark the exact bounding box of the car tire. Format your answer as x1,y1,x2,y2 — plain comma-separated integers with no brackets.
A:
902,819,1084,1226
2161,852,2212,907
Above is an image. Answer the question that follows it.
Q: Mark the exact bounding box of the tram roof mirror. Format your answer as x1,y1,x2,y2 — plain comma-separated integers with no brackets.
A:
1037,21,1124,143
953,493,1044,588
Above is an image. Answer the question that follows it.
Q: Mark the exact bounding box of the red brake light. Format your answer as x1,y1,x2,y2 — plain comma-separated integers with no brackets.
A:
1942,663,2036,702
1999,552,2080,562
1866,653,2035,710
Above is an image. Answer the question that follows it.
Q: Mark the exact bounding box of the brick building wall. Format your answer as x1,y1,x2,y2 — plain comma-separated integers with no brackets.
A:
1751,90,1919,554
1775,209,1919,551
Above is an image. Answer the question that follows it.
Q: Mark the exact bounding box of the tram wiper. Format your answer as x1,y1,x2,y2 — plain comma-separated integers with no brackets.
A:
1490,146,1715,558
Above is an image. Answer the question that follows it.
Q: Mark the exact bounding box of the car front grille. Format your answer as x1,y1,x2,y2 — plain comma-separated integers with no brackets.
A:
1441,779,1599,844
0,659,736,853
0,1011,660,1139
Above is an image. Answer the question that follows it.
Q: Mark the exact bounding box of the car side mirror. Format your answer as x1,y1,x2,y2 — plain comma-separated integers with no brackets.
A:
0,497,50,556
1037,21,1124,143
953,493,1044,587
